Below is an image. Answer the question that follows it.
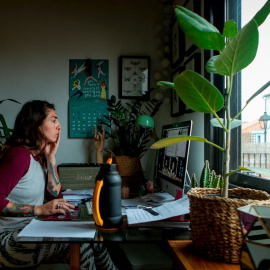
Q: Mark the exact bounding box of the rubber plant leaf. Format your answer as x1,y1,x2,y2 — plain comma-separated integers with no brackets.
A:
240,166,270,178
175,5,225,51
205,55,218,74
157,81,174,88
214,19,259,76
210,118,242,129
222,20,237,39
174,70,224,113
253,0,270,26
151,136,224,152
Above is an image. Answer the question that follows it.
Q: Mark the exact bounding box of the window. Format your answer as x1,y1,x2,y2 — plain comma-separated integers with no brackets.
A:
204,0,270,192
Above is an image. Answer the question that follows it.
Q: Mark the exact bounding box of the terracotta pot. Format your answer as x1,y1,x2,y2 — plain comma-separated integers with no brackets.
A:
187,187,270,264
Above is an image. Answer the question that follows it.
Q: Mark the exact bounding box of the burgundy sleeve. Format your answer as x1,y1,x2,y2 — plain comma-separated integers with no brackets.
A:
0,147,30,212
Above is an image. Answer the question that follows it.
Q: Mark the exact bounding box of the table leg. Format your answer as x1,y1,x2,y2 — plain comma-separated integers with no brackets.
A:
70,243,80,270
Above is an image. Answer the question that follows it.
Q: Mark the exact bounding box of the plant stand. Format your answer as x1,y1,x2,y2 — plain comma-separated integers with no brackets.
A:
187,187,270,264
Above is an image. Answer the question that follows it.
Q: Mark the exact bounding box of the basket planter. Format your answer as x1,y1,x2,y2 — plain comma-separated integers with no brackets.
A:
187,187,270,264
115,156,143,193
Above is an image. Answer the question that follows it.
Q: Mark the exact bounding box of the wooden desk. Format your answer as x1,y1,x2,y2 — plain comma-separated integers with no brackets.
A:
168,240,253,270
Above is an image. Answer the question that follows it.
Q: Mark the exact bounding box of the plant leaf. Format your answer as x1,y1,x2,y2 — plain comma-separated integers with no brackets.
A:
174,70,224,113
210,118,242,129
0,99,20,105
157,81,174,88
240,166,270,178
151,135,224,152
215,19,259,76
222,20,237,39
205,55,218,74
175,6,225,51
246,80,270,104
253,0,270,26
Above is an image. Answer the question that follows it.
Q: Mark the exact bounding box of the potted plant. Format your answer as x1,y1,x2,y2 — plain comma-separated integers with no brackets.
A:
151,2,270,264
100,91,163,193
0,99,20,146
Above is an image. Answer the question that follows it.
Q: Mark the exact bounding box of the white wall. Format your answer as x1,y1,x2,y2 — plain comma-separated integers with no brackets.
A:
0,0,204,178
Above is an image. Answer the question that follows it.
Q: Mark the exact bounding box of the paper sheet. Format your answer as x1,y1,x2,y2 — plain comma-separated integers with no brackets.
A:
18,219,96,238
126,197,189,224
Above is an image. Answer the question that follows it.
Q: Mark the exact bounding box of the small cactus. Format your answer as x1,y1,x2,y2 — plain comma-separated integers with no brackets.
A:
208,170,216,188
191,173,198,188
199,160,210,188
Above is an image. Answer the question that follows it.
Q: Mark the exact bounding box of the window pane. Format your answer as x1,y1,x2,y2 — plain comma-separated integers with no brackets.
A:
241,0,270,176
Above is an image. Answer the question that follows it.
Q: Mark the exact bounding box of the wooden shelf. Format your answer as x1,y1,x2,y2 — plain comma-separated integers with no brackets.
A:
168,240,253,270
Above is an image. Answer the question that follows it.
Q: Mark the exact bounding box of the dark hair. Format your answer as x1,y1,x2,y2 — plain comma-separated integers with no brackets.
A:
1,100,55,164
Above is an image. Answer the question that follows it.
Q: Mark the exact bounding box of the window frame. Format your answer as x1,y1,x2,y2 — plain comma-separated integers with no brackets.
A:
203,0,270,193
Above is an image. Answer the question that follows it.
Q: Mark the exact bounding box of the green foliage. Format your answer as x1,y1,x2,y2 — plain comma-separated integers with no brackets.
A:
192,160,221,189
191,173,197,188
0,99,21,146
152,2,270,197
100,92,163,158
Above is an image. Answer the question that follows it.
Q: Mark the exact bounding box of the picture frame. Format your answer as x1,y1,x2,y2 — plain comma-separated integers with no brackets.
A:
119,56,150,99
184,0,201,57
171,66,185,117
171,19,185,69
182,52,201,113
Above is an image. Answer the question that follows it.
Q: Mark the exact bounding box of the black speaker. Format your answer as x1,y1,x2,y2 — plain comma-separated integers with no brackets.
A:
57,163,100,190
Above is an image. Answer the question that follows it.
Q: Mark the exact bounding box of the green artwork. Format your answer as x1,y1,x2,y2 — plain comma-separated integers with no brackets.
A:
68,58,109,138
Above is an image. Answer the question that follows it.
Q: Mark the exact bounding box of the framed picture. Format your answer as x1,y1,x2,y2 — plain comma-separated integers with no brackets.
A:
183,52,201,113
171,66,185,117
119,56,150,99
171,19,185,68
184,0,201,56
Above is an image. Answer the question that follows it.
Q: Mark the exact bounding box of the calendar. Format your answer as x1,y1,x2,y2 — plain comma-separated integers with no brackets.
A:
68,58,109,138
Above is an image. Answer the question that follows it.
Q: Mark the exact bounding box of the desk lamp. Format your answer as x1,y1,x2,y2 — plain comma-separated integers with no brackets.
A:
135,115,155,129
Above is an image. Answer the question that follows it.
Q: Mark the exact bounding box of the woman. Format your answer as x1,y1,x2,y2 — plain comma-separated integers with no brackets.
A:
0,100,117,269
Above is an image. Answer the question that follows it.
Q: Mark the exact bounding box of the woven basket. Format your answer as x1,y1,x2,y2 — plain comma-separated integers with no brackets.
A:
115,156,143,193
187,187,270,264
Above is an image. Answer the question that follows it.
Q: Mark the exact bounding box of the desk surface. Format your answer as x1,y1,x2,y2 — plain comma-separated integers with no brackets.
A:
18,206,191,243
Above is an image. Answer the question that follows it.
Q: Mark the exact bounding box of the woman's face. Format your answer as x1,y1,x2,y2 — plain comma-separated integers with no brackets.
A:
39,109,61,142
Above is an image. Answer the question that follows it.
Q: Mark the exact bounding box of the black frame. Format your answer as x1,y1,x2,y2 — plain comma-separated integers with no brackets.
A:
119,56,150,99
171,67,185,117
171,19,185,69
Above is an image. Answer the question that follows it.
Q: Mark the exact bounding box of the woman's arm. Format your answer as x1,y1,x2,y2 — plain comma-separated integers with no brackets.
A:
94,124,105,163
1,199,74,217
44,131,62,197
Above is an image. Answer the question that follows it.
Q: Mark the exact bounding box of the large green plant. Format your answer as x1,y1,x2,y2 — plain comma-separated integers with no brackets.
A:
0,99,20,145
101,92,163,159
151,2,270,197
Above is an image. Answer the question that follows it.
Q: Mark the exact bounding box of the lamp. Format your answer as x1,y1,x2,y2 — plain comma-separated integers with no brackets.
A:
136,115,155,129
259,94,270,142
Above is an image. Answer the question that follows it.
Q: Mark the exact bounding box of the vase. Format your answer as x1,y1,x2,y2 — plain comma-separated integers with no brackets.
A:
115,155,144,194
187,187,270,264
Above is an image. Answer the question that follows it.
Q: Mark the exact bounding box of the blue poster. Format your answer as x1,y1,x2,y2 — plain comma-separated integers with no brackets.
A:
68,59,109,138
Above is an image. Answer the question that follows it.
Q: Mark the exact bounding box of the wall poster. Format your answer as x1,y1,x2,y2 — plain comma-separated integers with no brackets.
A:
68,58,109,138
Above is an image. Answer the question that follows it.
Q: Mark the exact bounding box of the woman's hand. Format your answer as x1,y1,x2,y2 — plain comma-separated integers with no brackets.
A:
34,198,75,216
94,124,105,151
44,130,61,161
94,125,105,163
